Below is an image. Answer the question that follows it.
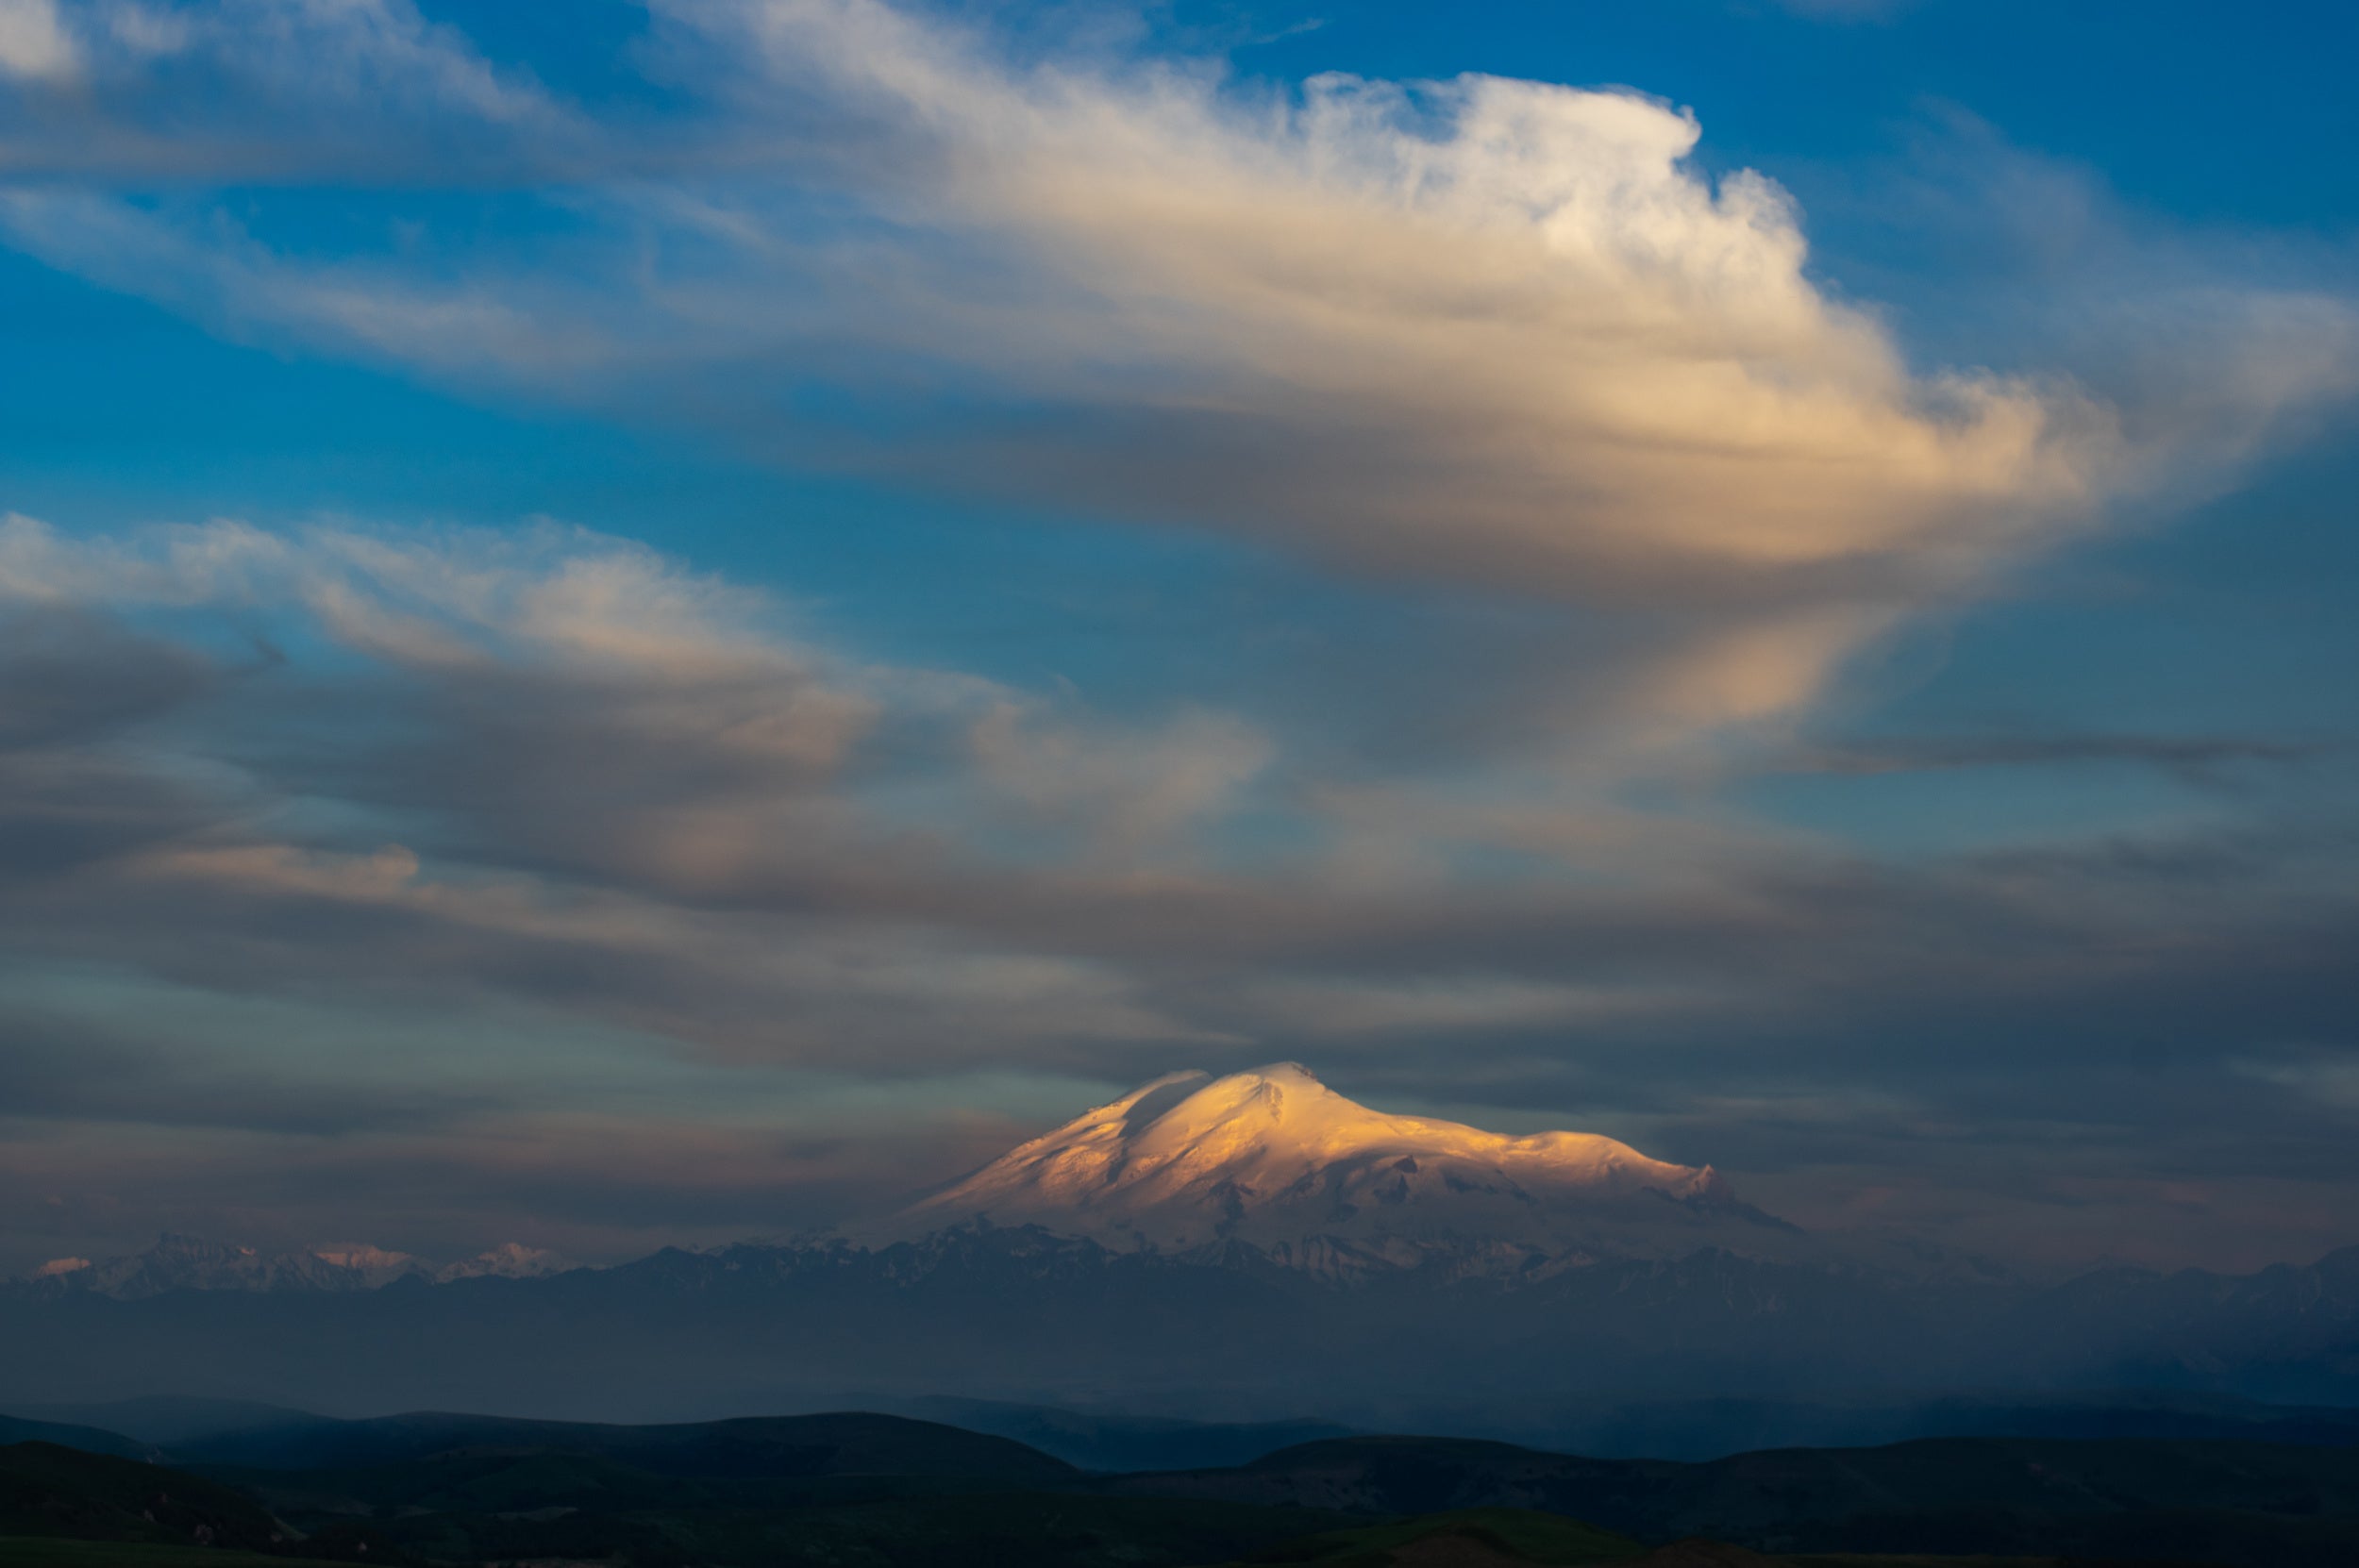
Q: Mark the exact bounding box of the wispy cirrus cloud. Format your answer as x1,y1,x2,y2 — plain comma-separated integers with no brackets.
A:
0,0,582,174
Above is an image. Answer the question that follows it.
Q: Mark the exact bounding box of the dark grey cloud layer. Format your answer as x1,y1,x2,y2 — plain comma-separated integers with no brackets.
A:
0,518,2353,1276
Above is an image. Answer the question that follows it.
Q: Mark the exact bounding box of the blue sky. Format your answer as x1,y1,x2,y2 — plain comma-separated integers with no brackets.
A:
0,0,2354,1276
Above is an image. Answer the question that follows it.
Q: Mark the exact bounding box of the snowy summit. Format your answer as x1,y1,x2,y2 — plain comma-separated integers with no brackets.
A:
896,1063,1776,1269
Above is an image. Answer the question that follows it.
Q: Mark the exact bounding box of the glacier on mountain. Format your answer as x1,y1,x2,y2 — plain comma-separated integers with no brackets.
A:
890,1062,1797,1272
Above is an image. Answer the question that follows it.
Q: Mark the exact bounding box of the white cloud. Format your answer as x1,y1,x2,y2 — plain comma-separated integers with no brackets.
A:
971,700,1273,861
5,0,2348,775
649,0,2117,594
0,0,75,80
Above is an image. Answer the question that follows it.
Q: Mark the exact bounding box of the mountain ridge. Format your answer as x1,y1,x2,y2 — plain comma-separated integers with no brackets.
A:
11,1410,2359,1567
23,1234,579,1301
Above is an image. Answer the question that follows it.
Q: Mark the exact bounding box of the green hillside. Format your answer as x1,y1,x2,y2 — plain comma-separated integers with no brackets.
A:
0,1417,2295,1567
1238,1506,1648,1564
0,1543,290,1568
178,1410,1077,1481
0,1445,288,1554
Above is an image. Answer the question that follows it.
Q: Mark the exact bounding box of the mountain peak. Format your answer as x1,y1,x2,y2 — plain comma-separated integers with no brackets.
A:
1242,1059,1321,1085
895,1065,1763,1265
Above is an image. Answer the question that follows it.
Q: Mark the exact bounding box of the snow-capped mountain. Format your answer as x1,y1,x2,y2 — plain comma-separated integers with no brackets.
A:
892,1062,1798,1273
24,1234,405,1299
23,1234,578,1298
311,1243,434,1286
21,1068,1811,1299
8,1069,2356,1423
435,1243,574,1282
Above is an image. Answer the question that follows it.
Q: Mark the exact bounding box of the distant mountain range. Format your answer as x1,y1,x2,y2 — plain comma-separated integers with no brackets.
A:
14,1064,1881,1298
7,1065,2358,1443
25,1233,577,1300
